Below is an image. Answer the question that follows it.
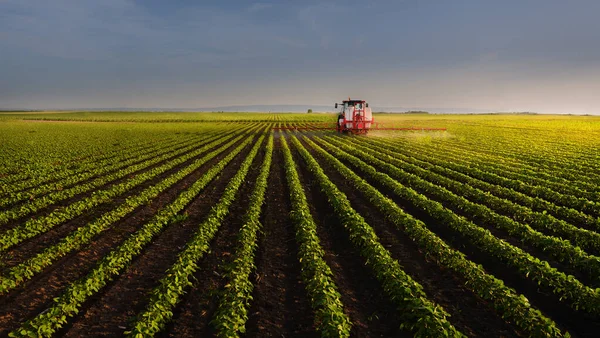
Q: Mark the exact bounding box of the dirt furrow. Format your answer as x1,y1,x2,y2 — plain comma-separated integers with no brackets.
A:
291,137,407,337
0,133,236,268
335,140,600,337
0,133,219,232
57,137,255,337
244,136,315,337
0,135,250,336
305,134,520,338
160,141,266,337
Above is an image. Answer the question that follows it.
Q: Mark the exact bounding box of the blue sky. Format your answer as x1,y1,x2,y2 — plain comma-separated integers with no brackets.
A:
1,0,599,113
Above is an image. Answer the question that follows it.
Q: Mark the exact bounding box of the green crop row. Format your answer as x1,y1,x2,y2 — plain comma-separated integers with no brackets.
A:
314,136,600,317
304,135,567,337
211,133,273,337
443,134,600,180
0,121,206,190
0,132,202,206
280,134,352,338
0,126,253,252
378,136,600,236
327,136,600,281
378,136,600,200
0,133,173,192
291,134,464,337
126,133,266,336
8,134,255,338
405,137,600,200
0,131,253,294
425,123,600,176
433,141,600,215
0,127,247,222
433,137,600,196
0,132,223,224
356,137,600,233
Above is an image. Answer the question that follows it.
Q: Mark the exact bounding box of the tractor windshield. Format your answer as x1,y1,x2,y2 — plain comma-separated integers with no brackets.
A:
343,102,360,109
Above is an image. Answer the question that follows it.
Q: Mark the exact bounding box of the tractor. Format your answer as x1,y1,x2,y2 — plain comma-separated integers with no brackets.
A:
272,97,446,133
335,98,373,134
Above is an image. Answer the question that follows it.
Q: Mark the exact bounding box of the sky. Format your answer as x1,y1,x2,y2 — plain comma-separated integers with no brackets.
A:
1,0,600,114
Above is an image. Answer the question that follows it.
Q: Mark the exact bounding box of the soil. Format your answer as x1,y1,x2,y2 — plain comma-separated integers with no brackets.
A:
0,134,250,336
332,139,600,337
0,132,235,267
57,135,257,337
160,137,267,337
2,128,598,338
244,135,316,337
299,135,521,337
290,139,409,337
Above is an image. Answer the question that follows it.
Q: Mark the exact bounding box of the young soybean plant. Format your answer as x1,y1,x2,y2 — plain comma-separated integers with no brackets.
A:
126,134,267,336
211,133,273,337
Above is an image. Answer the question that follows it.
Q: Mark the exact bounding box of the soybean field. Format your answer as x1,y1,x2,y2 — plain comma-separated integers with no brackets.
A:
1,112,600,337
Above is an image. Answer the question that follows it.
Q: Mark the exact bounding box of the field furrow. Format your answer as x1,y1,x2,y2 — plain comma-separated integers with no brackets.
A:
2,113,600,337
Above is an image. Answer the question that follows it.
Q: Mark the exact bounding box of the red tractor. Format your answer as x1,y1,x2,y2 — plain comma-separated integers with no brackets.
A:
335,98,373,134
273,97,446,133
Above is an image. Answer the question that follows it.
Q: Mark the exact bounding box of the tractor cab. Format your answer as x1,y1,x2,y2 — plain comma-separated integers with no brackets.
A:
335,98,373,134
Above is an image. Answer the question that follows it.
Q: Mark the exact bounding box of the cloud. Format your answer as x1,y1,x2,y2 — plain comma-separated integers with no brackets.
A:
0,0,147,60
248,3,273,13
1,1,600,113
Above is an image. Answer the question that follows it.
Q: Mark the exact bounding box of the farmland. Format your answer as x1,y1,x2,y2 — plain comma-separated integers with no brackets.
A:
1,112,600,337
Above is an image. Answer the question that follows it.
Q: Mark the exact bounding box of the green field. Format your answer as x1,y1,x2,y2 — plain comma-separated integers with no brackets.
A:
1,112,599,337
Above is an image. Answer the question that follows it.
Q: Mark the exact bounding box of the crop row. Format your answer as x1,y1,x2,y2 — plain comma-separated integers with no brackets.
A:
359,137,600,233
126,133,267,336
290,134,464,337
326,136,600,281
0,126,184,190
382,136,600,198
0,129,208,197
427,138,600,200
0,127,254,252
0,133,170,190
212,133,274,337
302,135,568,337
8,133,256,337
431,137,600,190
313,136,600,317
0,131,229,225
0,132,206,208
0,131,255,294
279,134,351,337
422,137,598,194
378,137,600,217
446,135,600,177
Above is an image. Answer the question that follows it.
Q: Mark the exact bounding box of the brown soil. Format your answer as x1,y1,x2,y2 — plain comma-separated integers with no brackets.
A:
0,135,250,337
291,138,409,337
336,139,600,337
0,134,195,211
160,138,266,337
303,135,522,338
244,135,316,337
57,136,256,337
0,133,237,267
